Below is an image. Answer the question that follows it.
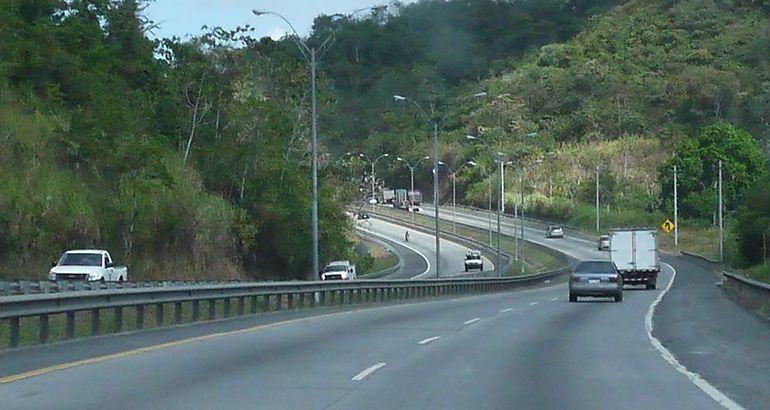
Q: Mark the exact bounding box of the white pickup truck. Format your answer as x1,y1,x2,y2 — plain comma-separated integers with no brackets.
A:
48,250,128,282
321,261,356,281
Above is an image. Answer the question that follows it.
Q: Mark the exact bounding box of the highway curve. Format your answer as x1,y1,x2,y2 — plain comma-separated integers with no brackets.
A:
0,208,766,409
357,216,494,278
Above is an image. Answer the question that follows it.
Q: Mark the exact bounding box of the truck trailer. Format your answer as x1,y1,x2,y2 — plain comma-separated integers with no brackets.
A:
609,227,659,290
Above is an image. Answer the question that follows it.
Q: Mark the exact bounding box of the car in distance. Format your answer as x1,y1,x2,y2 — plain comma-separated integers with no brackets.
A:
321,260,357,280
597,234,611,251
546,224,565,238
464,250,484,272
357,211,370,220
48,250,128,282
569,260,623,303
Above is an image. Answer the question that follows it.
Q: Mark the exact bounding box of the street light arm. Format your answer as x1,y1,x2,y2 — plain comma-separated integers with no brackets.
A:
253,10,312,59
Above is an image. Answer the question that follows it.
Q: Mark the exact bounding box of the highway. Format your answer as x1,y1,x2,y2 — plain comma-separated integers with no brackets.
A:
357,216,494,278
0,208,768,409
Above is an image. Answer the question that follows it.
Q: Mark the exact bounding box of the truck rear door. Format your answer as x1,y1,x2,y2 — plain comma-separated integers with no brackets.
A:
633,230,658,271
610,230,635,272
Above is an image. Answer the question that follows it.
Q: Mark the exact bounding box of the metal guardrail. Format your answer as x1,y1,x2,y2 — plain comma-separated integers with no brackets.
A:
1,272,568,349
0,279,246,297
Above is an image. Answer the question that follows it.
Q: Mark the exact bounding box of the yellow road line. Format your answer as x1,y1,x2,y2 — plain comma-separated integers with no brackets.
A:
0,309,356,384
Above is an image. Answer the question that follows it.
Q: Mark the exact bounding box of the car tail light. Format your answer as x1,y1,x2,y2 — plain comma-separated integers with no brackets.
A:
571,276,581,282
608,275,618,283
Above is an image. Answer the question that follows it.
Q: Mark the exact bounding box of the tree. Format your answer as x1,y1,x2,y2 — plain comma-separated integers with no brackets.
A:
661,122,767,220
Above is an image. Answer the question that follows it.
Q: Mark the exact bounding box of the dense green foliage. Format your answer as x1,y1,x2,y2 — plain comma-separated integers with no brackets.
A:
0,0,352,280
2,0,768,278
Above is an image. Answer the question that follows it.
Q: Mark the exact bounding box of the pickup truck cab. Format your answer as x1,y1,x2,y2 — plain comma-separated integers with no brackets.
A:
464,250,484,272
321,261,356,280
48,250,128,282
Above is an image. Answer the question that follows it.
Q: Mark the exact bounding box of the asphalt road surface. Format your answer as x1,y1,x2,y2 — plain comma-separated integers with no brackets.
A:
0,207,767,409
356,216,494,278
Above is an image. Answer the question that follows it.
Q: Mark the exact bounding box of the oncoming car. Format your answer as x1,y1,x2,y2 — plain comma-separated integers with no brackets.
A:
464,250,484,272
569,260,623,303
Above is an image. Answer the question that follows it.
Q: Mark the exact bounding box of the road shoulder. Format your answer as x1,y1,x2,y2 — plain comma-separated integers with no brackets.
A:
654,255,770,410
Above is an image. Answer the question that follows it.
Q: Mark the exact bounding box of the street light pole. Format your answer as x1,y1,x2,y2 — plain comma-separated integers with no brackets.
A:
394,95,441,277
254,7,376,281
520,171,525,274
433,122,441,277
396,156,429,223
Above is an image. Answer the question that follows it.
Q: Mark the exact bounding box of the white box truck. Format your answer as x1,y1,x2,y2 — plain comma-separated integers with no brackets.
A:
610,228,659,290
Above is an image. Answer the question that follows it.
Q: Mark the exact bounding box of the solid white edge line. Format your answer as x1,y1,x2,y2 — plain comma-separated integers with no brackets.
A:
357,226,431,279
418,336,441,345
648,263,744,410
351,362,387,382
464,318,481,325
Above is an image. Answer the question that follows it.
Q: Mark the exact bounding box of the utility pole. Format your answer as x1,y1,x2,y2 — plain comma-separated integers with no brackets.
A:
673,165,679,247
718,160,724,262
595,166,600,232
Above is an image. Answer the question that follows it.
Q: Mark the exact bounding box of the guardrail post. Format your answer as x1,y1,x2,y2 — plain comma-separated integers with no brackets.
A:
261,295,270,312
347,290,353,305
38,314,49,344
174,302,183,325
299,292,306,309
9,317,20,348
250,296,258,314
156,303,164,327
329,290,336,305
65,312,75,339
287,293,294,310
192,300,200,322
319,291,326,306
136,305,145,330
223,298,231,318
114,307,123,333
91,308,100,336
277,294,284,311
208,299,216,320
237,297,245,316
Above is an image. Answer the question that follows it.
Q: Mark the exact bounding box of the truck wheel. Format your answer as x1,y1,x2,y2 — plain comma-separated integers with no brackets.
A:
569,294,577,303
614,293,623,302
646,280,657,290
465,267,469,272
480,264,484,271
118,276,124,283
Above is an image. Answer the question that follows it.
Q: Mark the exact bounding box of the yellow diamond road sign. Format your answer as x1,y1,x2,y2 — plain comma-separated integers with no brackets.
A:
661,219,675,234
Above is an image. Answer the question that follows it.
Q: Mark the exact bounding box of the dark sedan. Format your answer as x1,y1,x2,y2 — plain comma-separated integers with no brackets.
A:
569,260,623,303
